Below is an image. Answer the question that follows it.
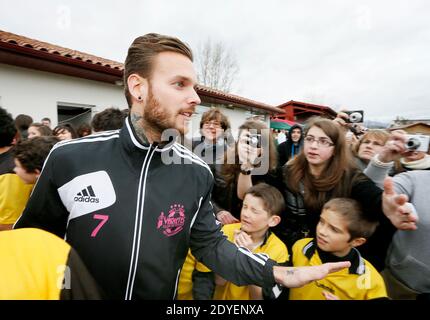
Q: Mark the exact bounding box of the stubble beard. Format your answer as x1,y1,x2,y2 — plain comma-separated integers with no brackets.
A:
142,87,182,137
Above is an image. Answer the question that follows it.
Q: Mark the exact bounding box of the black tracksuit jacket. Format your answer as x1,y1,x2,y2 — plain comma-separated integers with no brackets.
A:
15,117,277,299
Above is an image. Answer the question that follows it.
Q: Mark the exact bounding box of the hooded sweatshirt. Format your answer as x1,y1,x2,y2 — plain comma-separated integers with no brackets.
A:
277,124,304,167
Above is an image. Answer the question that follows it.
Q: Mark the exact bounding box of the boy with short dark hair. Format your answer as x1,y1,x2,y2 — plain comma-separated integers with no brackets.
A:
178,183,289,300
289,198,387,300
213,183,289,299
13,136,59,185
91,108,126,132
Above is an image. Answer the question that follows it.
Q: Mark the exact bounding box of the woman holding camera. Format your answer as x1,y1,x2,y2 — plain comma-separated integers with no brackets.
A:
213,119,279,224
367,130,430,176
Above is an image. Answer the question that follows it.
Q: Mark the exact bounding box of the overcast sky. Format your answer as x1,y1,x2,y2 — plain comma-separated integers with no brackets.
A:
1,0,429,122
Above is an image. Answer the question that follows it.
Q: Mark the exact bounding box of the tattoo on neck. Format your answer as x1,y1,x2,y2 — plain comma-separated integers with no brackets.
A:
130,112,149,144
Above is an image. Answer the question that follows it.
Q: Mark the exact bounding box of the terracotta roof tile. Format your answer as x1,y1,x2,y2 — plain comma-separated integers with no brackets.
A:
196,84,283,113
0,30,123,71
0,30,281,113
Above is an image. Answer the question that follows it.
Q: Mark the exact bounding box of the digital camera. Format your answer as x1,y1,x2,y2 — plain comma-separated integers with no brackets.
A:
248,133,262,148
404,134,430,153
345,110,364,123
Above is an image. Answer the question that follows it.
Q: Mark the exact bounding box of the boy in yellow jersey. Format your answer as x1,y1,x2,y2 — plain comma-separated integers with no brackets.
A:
213,183,289,300
177,250,214,300
0,107,33,231
289,198,387,300
177,183,288,300
0,228,101,299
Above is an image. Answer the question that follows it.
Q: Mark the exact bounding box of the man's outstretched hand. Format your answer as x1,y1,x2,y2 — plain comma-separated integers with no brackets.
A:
273,261,351,288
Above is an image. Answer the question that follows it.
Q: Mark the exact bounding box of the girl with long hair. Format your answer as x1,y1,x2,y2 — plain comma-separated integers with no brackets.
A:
239,117,394,270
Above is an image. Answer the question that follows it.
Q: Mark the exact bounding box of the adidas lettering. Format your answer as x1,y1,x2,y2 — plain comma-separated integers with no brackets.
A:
74,196,100,203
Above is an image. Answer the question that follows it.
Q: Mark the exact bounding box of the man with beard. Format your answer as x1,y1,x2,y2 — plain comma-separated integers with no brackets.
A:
15,33,351,299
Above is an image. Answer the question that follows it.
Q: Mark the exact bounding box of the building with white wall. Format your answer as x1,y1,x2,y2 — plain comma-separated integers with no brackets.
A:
0,30,282,136
0,63,125,128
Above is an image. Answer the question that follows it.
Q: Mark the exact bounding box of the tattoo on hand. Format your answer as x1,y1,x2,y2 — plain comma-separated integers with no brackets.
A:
286,269,296,276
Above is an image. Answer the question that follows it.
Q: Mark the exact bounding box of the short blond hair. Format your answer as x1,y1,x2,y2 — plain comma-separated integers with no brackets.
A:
124,33,193,107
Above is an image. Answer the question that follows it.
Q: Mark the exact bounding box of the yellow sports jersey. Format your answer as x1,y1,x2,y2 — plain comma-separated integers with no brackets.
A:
0,173,33,224
289,238,387,300
177,250,211,300
0,228,101,299
214,223,289,300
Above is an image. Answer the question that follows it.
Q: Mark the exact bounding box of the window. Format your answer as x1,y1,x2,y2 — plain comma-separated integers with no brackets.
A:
57,102,94,128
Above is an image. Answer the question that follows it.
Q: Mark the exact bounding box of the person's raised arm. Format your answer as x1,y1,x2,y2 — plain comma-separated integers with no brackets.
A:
237,171,253,200
364,130,408,188
376,130,408,163
237,134,260,200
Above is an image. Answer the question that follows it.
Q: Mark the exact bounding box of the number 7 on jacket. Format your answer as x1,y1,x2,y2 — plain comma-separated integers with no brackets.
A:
91,214,109,237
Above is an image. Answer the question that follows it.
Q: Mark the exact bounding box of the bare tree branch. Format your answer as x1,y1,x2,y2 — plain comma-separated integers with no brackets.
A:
196,39,240,93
